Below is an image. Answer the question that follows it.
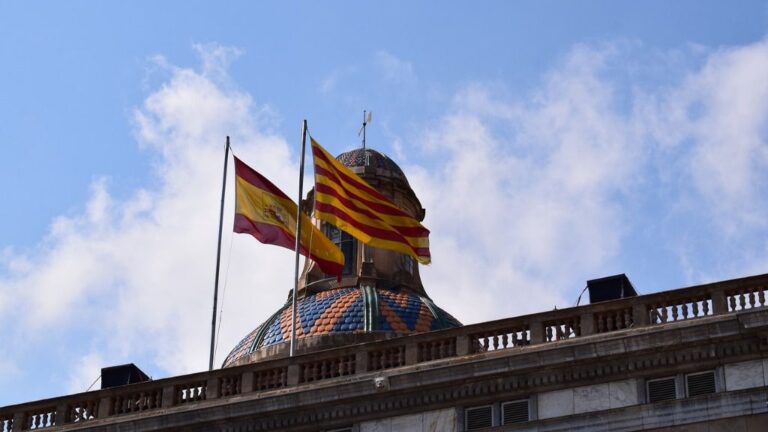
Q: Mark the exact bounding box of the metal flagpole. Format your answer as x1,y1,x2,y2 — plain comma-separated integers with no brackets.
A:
209,136,230,371
290,120,308,357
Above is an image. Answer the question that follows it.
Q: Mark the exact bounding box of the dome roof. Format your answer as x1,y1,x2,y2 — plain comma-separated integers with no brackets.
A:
222,287,461,367
336,148,408,183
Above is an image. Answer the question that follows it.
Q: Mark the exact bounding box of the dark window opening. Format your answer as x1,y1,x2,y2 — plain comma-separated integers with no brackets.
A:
326,224,356,276
400,254,414,274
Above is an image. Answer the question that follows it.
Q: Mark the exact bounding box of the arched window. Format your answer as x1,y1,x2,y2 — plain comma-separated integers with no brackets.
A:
326,224,356,276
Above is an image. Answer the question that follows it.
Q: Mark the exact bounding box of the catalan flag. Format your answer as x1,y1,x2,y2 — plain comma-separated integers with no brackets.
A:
233,156,345,277
310,137,431,264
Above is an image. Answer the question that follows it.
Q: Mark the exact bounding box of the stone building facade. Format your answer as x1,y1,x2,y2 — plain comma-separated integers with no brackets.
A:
2,148,767,431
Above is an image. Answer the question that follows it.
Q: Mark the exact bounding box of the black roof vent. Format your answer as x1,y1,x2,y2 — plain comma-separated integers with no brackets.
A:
101,363,151,389
587,274,637,304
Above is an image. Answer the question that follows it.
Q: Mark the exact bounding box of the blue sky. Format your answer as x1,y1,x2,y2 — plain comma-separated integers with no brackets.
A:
1,1,768,406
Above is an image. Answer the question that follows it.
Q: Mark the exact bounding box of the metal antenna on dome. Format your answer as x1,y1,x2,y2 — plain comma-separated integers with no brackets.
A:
358,110,372,151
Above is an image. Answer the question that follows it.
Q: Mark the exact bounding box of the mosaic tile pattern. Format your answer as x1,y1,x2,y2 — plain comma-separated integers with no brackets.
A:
377,288,434,333
223,287,462,367
336,148,406,180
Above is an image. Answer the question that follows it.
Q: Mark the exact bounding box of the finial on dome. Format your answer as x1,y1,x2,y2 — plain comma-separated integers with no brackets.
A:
357,110,373,153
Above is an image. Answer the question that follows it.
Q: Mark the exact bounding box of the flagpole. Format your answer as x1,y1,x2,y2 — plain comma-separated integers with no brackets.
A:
210,136,230,371
290,120,308,357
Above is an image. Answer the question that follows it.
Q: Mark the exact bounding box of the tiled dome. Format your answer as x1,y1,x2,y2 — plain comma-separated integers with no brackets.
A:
222,287,461,367
336,148,407,182
222,145,458,368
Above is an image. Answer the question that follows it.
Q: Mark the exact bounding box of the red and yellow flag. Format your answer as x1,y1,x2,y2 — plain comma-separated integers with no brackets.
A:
233,156,345,277
310,137,431,264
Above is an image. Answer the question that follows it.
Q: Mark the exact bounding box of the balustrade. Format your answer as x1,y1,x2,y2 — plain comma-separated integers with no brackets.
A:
253,367,288,391
67,399,98,423
1,415,12,432
23,407,56,430
727,285,767,312
299,355,356,383
470,326,530,353
544,317,580,342
175,382,206,404
647,296,712,324
368,346,405,371
113,390,162,415
219,375,241,397
594,308,633,333
2,274,767,429
417,337,456,362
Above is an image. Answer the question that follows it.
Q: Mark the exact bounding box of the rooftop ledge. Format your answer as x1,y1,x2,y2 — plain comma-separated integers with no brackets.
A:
3,272,768,431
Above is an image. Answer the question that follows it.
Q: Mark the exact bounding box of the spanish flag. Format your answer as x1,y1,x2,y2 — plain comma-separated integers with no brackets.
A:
310,137,431,264
233,156,345,277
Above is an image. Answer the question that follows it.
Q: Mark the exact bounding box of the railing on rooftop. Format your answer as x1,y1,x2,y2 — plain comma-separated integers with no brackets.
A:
1,273,766,431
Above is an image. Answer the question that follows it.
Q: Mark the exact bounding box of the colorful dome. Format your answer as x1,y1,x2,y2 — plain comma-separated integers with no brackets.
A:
336,148,408,182
222,287,461,367
222,145,459,368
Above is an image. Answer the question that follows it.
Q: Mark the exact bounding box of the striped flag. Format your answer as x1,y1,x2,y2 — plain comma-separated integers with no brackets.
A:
233,156,345,277
310,137,431,264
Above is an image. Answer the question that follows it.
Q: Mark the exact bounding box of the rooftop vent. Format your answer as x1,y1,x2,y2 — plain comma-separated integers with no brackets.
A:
587,274,638,304
101,363,150,389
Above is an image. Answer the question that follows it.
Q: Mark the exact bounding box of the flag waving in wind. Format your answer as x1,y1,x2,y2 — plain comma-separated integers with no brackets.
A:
233,156,345,277
310,137,431,264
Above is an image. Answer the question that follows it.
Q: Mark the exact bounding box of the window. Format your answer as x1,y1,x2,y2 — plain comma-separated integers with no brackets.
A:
647,377,677,403
465,405,493,430
501,399,530,424
686,371,716,397
400,254,414,274
326,225,356,276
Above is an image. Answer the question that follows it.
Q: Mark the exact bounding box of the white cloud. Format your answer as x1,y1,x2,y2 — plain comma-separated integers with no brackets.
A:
640,39,768,235
0,44,300,388
66,352,105,394
411,45,639,323
318,65,359,94
374,50,416,84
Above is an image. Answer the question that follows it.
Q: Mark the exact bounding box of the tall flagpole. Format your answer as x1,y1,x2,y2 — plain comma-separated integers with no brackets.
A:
290,120,308,357
210,136,230,371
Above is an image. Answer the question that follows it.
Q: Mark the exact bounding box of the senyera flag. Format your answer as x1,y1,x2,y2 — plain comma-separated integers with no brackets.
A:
310,137,431,264
233,156,345,277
